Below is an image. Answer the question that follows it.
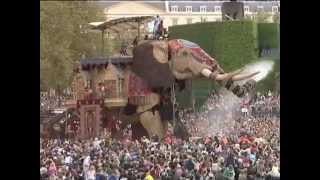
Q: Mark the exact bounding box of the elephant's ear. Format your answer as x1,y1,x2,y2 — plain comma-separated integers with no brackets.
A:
132,40,175,89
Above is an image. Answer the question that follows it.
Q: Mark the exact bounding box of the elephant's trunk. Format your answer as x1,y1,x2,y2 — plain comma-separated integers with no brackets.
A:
201,68,260,82
200,68,259,97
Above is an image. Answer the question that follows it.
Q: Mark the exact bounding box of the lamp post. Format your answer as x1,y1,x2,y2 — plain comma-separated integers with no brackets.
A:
101,29,105,56
171,83,177,137
137,19,141,41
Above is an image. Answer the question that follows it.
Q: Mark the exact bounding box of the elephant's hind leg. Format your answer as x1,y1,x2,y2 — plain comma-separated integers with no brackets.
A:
131,121,149,140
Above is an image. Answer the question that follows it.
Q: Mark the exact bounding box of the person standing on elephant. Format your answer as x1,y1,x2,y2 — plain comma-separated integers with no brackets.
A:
133,36,138,48
153,15,161,39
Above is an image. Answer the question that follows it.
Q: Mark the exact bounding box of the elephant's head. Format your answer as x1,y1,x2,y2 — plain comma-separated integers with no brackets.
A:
132,39,259,97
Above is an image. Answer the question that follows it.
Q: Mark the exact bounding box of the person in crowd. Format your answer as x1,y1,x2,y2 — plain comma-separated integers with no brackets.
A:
48,160,57,180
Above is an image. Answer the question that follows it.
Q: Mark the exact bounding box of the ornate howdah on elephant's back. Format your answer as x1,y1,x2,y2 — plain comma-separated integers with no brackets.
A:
168,39,217,67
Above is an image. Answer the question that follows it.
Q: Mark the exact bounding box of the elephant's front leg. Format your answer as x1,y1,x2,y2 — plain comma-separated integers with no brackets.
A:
139,110,167,139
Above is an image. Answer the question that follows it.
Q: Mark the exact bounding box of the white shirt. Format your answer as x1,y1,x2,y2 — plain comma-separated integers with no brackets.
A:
64,156,73,164
83,156,91,172
241,108,248,113
87,170,96,180
40,167,47,175
195,162,200,171
93,140,101,149
211,163,220,172
269,166,280,177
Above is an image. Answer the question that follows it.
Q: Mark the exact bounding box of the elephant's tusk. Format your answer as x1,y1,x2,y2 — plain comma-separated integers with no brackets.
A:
231,71,260,81
200,68,213,78
201,68,253,81
215,68,244,81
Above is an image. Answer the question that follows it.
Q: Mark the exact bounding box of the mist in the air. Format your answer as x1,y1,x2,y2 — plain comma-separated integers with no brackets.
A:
195,60,275,137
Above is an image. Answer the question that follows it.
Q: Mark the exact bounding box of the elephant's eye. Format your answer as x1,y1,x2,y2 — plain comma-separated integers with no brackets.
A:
182,51,188,57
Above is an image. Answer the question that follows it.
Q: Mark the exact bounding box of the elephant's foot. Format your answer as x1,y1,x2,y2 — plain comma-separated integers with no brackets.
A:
139,110,167,139
131,121,149,140
172,118,190,140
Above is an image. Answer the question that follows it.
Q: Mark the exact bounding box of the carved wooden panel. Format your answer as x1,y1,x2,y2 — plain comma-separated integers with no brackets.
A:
79,104,102,139
72,73,86,100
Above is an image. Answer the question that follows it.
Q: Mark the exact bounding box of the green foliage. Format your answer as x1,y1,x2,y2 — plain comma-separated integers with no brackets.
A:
176,86,192,108
191,79,216,110
40,1,105,91
258,23,279,49
175,79,216,110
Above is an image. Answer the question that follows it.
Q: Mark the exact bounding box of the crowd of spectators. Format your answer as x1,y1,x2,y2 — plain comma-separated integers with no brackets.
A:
41,95,63,113
40,91,72,113
40,90,280,180
179,90,280,137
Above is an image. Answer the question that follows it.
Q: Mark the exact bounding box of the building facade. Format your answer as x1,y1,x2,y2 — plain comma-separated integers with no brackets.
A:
97,1,280,29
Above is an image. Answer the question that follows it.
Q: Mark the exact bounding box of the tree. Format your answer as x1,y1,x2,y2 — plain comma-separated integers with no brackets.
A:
40,1,105,91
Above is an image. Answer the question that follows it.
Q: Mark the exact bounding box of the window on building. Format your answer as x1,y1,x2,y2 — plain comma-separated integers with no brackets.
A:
257,6,264,12
86,80,92,89
187,18,193,24
272,6,278,13
214,6,221,12
171,6,178,12
200,6,207,13
185,6,192,13
244,6,250,13
172,18,178,25
104,80,117,98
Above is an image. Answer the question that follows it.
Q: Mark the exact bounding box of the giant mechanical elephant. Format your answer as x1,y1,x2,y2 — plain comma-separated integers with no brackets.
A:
121,39,259,140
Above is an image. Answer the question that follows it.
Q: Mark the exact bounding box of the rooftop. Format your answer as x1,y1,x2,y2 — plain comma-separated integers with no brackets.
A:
95,1,279,13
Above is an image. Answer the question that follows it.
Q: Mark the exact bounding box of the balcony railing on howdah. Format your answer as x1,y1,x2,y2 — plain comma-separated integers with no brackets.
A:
98,90,127,99
80,89,127,101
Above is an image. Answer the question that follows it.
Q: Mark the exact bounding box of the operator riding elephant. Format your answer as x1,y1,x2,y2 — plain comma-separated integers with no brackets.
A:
128,39,259,140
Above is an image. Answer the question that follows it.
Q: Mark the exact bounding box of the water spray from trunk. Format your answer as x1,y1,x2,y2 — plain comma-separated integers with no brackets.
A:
192,60,275,137
236,60,275,86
